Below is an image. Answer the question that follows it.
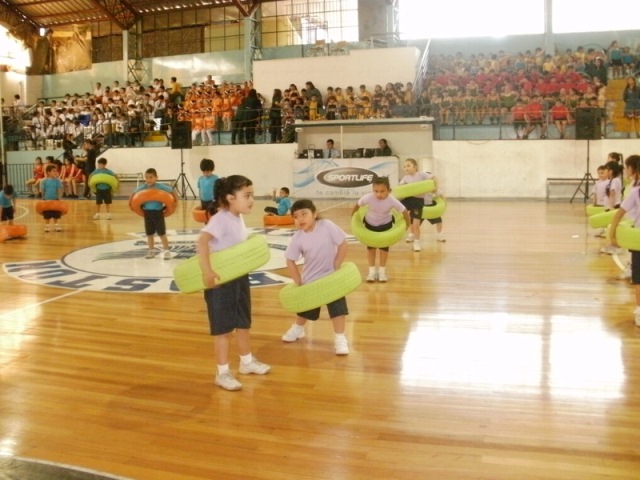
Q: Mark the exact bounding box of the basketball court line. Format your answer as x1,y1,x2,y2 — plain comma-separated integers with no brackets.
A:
0,288,85,320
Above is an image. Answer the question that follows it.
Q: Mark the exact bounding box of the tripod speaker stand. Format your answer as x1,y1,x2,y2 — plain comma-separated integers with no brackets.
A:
173,148,196,200
570,139,595,203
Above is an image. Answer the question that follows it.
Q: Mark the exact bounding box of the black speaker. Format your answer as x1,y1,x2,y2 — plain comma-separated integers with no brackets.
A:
171,121,192,149
575,108,601,140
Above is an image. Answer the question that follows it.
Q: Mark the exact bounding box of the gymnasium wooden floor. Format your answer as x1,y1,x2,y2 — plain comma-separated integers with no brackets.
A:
2,196,640,479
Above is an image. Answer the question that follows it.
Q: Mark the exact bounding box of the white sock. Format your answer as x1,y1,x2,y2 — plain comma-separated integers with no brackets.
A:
335,333,346,341
217,364,229,375
378,267,386,276
368,266,376,275
240,353,253,365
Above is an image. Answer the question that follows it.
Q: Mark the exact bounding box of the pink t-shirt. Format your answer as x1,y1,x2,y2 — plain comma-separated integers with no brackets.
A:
285,219,347,284
202,209,248,252
357,192,406,226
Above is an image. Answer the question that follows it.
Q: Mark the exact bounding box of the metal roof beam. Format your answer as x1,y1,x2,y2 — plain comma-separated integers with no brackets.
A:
91,0,138,30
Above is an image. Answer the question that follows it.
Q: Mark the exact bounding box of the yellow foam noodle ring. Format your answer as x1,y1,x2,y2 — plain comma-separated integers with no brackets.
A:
279,262,362,313
89,173,119,193
192,206,210,223
393,179,435,200
263,214,294,226
586,205,605,217
35,200,69,215
172,235,271,293
421,197,447,220
350,207,406,248
130,188,176,217
615,222,640,251
588,209,618,229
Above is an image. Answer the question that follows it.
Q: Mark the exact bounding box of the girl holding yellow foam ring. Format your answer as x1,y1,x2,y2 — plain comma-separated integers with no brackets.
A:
281,199,353,356
196,175,270,391
609,155,640,326
351,177,410,282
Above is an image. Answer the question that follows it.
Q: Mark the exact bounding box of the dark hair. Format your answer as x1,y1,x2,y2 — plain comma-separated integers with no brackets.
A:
609,152,623,164
145,168,158,176
200,158,215,172
45,164,57,173
280,187,290,195
291,198,317,215
3,184,14,196
625,155,640,184
605,160,623,178
46,155,55,162
209,175,253,216
372,176,390,189
97,157,107,165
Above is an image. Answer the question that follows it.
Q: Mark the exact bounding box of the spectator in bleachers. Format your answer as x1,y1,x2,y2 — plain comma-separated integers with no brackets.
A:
511,98,528,139
550,97,571,139
268,88,282,143
623,76,640,138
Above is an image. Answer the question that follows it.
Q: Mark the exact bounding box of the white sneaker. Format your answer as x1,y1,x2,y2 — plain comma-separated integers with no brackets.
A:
145,250,156,259
54,224,62,232
92,213,100,220
436,233,446,242
215,371,242,391
405,233,415,243
366,272,377,282
413,240,421,252
44,225,50,232
335,336,349,355
163,250,172,260
239,357,271,375
106,213,112,220
595,229,606,238
617,265,631,280
282,324,305,342
377,272,388,282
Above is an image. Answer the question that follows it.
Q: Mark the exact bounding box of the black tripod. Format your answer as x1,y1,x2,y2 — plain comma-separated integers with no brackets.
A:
571,139,596,203
173,149,196,199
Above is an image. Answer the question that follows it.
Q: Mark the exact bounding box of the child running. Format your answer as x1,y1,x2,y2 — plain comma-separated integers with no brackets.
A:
40,164,63,232
281,199,351,355
352,177,410,282
90,158,117,220
399,158,429,252
196,175,270,391
130,168,178,259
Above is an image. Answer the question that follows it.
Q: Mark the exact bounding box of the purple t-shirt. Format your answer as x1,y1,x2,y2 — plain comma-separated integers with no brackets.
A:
285,219,347,284
202,209,248,252
399,171,430,199
621,187,640,227
357,192,406,226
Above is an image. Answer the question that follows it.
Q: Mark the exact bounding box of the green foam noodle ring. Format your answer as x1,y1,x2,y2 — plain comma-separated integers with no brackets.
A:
588,209,618,229
88,173,119,193
35,200,69,215
350,207,406,248
130,188,176,217
393,179,435,200
173,235,271,293
279,262,362,313
586,205,605,217
615,222,640,250
607,219,632,243
421,197,446,220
